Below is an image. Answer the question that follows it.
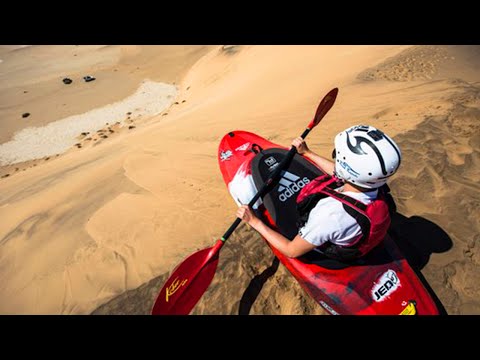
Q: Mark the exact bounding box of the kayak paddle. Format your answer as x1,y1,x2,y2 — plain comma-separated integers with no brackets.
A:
151,87,339,315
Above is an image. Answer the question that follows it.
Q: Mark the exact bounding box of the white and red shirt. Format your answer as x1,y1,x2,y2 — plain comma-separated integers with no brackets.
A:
298,186,378,247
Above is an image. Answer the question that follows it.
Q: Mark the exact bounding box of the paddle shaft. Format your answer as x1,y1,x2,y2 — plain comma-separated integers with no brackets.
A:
221,127,311,241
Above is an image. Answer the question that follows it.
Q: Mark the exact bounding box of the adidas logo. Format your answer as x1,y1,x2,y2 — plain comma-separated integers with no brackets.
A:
278,171,300,192
277,171,310,202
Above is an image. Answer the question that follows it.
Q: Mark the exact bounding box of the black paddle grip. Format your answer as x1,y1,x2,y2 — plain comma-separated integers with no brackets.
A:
222,217,242,241
300,128,311,139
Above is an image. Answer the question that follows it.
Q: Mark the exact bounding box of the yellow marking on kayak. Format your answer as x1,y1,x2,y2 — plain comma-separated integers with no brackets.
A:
399,302,417,315
165,277,188,302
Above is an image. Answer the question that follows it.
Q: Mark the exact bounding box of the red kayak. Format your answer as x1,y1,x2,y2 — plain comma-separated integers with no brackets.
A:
218,130,440,315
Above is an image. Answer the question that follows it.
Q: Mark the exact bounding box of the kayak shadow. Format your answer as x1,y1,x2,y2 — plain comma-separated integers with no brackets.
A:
389,213,453,270
238,256,280,315
388,212,453,315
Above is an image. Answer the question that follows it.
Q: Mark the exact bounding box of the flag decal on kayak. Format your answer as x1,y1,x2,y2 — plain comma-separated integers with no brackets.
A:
278,171,310,202
235,142,251,152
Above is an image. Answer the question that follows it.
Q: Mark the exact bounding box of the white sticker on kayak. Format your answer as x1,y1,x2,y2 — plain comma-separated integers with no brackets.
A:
220,150,233,161
320,301,339,315
235,142,250,152
371,269,401,302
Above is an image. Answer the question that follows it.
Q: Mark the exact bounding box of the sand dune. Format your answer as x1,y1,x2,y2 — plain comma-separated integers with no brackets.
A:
1,45,479,315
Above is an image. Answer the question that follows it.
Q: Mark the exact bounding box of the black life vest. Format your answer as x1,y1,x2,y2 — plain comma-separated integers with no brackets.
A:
296,174,395,261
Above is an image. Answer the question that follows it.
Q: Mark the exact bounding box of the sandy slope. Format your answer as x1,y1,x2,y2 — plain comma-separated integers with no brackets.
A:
1,45,479,314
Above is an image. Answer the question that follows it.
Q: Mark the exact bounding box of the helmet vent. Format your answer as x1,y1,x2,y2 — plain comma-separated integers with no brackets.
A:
367,129,384,141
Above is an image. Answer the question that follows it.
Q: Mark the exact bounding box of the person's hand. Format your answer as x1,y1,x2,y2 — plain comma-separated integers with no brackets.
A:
292,137,310,155
236,205,260,228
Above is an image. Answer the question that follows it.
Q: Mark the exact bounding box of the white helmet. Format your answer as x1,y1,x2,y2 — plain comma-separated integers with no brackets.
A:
333,125,401,189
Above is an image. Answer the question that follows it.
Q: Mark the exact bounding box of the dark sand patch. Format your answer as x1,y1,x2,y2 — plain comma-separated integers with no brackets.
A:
92,223,326,315
358,45,480,83
389,84,480,314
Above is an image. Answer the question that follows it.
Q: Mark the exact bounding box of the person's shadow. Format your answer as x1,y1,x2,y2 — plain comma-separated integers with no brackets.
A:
238,256,280,315
388,212,452,314
238,212,453,315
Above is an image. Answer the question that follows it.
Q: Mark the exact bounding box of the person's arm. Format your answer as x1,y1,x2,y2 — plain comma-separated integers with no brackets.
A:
236,205,316,258
292,137,335,176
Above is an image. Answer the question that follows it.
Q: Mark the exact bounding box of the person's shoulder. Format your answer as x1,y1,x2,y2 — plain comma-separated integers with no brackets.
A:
344,189,378,202
310,198,348,221
363,189,379,200
315,196,343,209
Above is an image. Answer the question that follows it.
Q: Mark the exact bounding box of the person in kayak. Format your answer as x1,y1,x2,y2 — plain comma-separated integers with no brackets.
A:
236,124,402,261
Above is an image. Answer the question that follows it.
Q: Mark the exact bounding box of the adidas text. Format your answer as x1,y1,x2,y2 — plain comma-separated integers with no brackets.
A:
279,177,310,202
